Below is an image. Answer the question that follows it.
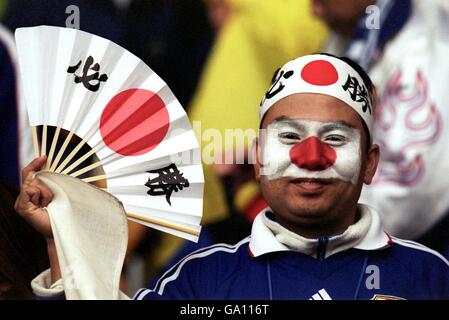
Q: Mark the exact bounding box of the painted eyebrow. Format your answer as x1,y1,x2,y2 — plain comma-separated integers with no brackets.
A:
271,116,306,130
272,117,357,132
318,121,357,133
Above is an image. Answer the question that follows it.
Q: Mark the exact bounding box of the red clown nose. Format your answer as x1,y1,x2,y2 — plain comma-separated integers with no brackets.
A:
289,136,336,171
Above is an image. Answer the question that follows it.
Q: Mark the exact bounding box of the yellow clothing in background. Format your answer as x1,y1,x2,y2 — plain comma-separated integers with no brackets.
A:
191,0,327,138
189,0,328,222
0,1,6,19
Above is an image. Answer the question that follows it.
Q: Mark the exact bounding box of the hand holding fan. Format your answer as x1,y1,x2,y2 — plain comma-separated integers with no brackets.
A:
15,26,204,242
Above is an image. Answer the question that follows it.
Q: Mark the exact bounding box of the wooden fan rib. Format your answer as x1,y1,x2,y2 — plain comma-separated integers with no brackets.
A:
55,138,86,173
122,203,202,226
126,211,200,237
82,174,107,183
51,131,75,172
45,127,61,171
60,148,94,175
40,125,47,157
70,160,102,178
32,126,40,158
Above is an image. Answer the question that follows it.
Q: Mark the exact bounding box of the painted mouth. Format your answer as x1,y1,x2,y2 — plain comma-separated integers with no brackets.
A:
290,178,333,192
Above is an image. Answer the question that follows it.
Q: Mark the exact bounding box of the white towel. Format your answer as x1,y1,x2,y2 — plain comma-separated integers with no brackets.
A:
36,172,128,300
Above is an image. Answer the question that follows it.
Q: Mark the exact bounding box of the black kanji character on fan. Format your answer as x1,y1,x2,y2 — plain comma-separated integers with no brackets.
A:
145,164,190,205
67,56,108,92
342,74,372,114
261,68,294,106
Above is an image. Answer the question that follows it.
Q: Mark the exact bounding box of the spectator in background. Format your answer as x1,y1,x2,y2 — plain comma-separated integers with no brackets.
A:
313,0,449,257
0,182,49,299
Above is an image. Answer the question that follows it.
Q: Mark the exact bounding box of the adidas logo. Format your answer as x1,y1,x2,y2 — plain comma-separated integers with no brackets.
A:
309,288,332,300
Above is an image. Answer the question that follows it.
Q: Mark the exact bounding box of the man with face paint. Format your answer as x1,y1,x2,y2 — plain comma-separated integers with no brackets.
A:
255,54,378,241
17,54,449,300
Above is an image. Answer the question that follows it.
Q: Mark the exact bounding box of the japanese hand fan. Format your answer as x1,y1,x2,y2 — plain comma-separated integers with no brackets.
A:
15,26,204,242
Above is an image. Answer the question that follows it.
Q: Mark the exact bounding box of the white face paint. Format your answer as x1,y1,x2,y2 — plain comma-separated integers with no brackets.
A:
260,119,362,184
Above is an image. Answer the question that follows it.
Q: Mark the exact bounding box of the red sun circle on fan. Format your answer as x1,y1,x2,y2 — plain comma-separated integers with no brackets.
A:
100,89,170,156
301,60,339,86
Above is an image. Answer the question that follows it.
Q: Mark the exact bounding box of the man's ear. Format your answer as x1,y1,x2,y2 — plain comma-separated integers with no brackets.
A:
253,137,262,181
364,143,380,184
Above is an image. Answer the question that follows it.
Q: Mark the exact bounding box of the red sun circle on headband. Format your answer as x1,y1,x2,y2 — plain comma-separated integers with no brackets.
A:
100,89,170,156
301,60,339,86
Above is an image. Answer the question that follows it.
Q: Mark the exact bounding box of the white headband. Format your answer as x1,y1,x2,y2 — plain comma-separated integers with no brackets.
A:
260,54,374,139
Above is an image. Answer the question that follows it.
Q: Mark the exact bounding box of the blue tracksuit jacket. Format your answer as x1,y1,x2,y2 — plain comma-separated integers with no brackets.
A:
135,206,449,300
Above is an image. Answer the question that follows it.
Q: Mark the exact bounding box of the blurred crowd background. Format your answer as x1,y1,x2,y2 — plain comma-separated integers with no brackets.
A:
1,0,449,298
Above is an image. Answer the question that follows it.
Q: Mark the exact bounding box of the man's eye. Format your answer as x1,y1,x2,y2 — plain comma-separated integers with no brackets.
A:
279,132,300,141
324,135,346,145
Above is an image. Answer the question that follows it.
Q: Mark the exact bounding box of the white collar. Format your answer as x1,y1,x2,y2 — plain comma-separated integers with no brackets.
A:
248,204,392,258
